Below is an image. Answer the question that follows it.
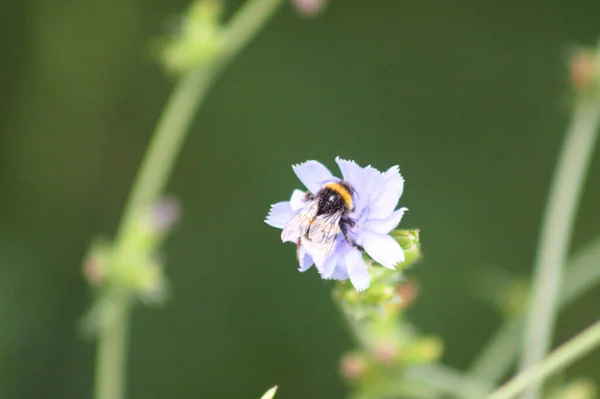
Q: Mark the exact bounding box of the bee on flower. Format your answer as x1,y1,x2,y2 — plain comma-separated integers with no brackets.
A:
265,157,408,291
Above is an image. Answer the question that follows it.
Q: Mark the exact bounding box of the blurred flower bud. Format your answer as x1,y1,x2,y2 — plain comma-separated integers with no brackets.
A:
337,277,396,308
259,385,278,399
340,353,368,381
547,378,596,399
501,279,528,318
161,0,223,74
373,342,400,365
362,284,396,304
83,198,177,306
570,49,596,92
391,229,421,268
149,197,181,235
82,242,110,286
397,280,419,309
291,0,327,17
403,336,443,365
122,257,167,304
125,197,180,256
392,229,419,250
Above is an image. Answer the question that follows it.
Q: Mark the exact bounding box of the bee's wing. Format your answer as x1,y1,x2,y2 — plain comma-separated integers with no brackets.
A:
303,211,342,267
281,201,318,243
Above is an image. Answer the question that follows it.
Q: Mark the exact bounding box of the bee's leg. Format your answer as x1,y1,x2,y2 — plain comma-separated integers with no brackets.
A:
340,218,358,247
304,191,315,202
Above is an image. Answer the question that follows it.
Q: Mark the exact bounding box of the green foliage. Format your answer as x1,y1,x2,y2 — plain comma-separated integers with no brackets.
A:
334,230,445,398
160,0,224,74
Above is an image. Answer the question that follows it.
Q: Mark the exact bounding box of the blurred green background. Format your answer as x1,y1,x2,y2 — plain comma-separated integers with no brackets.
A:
3,0,600,398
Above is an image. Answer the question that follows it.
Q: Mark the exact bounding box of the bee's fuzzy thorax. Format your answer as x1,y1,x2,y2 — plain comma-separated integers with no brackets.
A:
324,182,353,210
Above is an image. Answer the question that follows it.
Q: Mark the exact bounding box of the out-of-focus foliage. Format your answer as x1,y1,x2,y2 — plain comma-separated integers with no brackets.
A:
2,1,600,398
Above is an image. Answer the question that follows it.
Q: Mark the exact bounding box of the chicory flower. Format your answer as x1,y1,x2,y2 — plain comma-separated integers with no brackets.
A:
265,157,407,291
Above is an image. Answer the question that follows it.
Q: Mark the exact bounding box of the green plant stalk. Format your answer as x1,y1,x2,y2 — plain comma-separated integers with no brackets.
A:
469,236,600,383
93,1,285,399
405,364,492,399
519,95,600,399
94,292,131,399
335,292,490,399
117,0,285,242
486,319,600,399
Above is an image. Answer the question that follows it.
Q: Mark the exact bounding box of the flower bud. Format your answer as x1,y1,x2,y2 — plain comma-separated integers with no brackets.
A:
82,242,110,286
391,229,419,249
373,342,400,365
391,229,421,268
161,0,223,73
83,198,177,305
403,336,443,365
396,280,419,309
339,353,368,381
570,49,596,92
291,0,327,17
150,197,180,235
547,378,596,399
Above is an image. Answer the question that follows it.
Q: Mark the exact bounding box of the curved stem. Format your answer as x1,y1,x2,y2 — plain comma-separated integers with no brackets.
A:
519,96,600,399
487,319,600,399
405,364,492,399
93,1,285,399
468,236,600,383
117,0,285,242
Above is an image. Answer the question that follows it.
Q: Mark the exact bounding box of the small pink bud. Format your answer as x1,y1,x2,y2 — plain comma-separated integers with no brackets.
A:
150,197,180,234
397,280,420,309
570,50,595,91
83,255,106,286
373,343,400,365
339,353,366,380
291,0,327,17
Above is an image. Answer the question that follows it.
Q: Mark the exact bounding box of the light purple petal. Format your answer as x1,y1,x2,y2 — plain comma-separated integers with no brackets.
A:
328,264,349,280
369,166,404,220
290,189,307,211
321,240,345,278
336,157,373,214
265,201,293,229
344,247,370,291
335,157,364,188
297,244,314,272
362,230,404,269
360,166,383,199
354,165,384,214
362,207,408,234
292,161,333,194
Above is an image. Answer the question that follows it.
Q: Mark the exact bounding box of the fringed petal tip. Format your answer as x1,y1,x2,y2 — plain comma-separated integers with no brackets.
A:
264,201,293,229
292,160,333,194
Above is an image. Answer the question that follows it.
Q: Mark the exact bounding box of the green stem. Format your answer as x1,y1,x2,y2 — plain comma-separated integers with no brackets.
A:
93,1,285,399
94,293,131,399
116,68,214,242
519,96,600,399
468,318,521,384
487,319,600,399
469,236,600,383
335,293,490,399
405,364,492,399
117,0,285,242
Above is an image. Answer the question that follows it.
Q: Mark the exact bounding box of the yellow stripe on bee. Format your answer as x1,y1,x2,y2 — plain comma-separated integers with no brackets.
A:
325,182,353,210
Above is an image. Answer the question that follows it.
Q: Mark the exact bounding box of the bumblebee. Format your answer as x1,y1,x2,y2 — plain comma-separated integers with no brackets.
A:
281,182,356,266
